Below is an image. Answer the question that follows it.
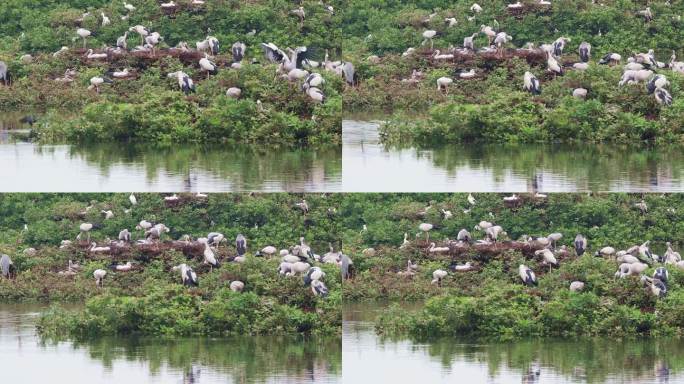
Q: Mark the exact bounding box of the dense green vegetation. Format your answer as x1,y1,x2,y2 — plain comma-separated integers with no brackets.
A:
0,0,342,145
0,193,341,336
339,193,684,338
342,0,684,144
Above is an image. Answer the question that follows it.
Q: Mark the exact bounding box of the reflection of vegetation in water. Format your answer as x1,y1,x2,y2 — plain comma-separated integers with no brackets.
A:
404,337,680,383
40,334,341,383
28,143,342,189
412,143,684,191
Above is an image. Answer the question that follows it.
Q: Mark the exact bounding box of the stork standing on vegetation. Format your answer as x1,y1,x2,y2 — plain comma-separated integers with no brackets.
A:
196,36,220,55
311,279,329,297
88,76,112,93
129,25,149,45
579,42,591,63
118,229,131,242
422,30,437,50
199,53,218,78
519,264,537,286
419,223,433,241
145,32,163,56
231,42,246,67
290,6,306,27
76,28,91,48
168,71,195,94
117,32,128,50
547,51,562,75
574,234,587,256
494,32,512,57
480,25,496,45
464,33,478,51
523,71,541,95
431,269,448,286
436,77,453,94
173,264,198,286
0,254,15,279
93,269,107,287
552,37,570,57
79,223,93,242
236,234,247,256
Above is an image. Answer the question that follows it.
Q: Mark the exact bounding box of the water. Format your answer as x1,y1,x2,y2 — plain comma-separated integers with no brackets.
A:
343,119,684,192
0,116,341,192
0,304,341,384
343,303,684,384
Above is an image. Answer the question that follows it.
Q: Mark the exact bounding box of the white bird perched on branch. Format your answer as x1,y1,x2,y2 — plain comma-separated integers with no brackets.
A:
429,242,450,253
101,12,110,27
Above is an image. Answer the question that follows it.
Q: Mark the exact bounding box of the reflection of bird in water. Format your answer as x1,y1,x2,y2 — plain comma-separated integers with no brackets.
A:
182,365,201,384
530,172,542,193
655,360,670,383
522,362,541,383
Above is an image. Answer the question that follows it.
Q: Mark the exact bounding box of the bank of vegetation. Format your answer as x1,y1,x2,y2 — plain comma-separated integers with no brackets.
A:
0,193,341,337
340,193,684,339
342,1,684,144
0,0,342,145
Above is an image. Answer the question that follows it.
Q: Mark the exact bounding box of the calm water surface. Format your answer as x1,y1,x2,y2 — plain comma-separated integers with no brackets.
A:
0,304,341,384
343,119,684,192
0,116,341,192
343,303,684,384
